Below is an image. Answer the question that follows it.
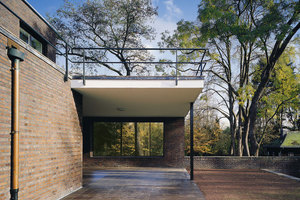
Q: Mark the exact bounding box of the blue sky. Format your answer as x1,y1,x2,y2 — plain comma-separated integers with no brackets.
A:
27,0,200,47
27,0,199,22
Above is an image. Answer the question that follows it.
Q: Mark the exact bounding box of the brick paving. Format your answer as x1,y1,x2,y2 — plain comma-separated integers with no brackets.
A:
61,167,205,200
193,169,300,200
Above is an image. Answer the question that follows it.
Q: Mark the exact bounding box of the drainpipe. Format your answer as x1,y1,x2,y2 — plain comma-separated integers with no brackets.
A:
7,47,24,200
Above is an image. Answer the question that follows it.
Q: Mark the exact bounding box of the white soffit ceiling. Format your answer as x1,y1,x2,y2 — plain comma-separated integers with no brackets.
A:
71,79,204,117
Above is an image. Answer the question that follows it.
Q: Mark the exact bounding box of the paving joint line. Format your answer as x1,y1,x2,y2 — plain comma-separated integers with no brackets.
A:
262,169,300,181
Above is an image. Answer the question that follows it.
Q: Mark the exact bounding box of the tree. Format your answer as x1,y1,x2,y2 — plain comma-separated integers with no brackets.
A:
185,93,224,156
252,47,300,154
161,0,300,156
50,0,157,76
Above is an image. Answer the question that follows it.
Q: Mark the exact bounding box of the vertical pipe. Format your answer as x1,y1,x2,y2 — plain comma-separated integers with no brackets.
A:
8,47,24,200
82,50,86,86
190,102,194,180
148,123,151,156
89,119,94,157
175,50,178,86
64,44,68,82
134,122,139,156
120,122,123,156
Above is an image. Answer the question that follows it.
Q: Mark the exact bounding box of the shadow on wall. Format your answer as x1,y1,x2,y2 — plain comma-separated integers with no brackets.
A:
30,22,57,62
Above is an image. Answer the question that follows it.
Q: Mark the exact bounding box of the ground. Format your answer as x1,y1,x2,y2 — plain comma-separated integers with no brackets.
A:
62,167,205,200
193,169,300,200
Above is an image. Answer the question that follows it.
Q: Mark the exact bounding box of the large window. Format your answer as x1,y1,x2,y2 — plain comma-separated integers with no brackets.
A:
93,122,163,156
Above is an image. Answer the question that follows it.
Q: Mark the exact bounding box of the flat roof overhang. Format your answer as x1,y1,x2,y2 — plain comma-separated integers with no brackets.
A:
71,76,204,117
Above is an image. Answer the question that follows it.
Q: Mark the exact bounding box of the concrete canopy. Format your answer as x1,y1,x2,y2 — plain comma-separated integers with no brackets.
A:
71,77,204,117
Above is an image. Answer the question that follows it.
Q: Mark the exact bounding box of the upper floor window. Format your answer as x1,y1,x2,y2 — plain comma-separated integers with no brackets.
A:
20,27,43,53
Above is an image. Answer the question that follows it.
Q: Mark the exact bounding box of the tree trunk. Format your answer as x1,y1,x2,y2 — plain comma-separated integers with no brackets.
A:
237,128,243,156
254,143,260,156
248,102,259,156
242,119,250,156
229,119,236,156
237,110,243,156
228,83,236,156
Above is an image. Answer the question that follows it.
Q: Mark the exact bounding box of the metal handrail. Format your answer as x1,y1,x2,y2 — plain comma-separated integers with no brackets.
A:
70,47,207,85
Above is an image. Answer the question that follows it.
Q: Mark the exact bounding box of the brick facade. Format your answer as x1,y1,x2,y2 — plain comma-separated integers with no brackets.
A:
83,117,185,168
0,3,82,199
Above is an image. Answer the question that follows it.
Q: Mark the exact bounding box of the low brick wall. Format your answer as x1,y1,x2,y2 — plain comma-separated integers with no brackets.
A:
84,155,170,168
184,156,300,174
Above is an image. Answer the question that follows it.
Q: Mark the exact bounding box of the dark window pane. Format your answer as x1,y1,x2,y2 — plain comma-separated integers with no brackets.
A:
93,122,121,156
20,28,29,44
122,122,135,156
150,123,163,156
137,123,151,156
30,36,43,53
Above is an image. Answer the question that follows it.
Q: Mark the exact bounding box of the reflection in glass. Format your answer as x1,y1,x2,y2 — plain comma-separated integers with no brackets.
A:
20,28,29,43
93,122,163,156
93,122,121,156
122,122,135,156
30,36,42,53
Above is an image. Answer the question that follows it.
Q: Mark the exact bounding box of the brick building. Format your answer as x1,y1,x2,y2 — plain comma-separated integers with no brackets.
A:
0,0,204,199
0,1,82,199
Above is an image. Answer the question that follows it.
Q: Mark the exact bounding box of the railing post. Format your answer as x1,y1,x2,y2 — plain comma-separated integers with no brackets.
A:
190,102,194,180
175,50,178,86
7,47,24,200
83,50,86,86
64,43,68,82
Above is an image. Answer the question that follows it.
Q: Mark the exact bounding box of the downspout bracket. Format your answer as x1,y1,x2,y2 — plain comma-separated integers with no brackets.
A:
10,188,19,200
7,48,24,62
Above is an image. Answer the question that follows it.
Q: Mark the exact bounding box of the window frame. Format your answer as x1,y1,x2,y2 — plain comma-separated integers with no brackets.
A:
19,22,46,55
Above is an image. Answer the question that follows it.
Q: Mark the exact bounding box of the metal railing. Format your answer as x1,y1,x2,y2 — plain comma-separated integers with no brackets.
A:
70,47,207,85
1,1,208,86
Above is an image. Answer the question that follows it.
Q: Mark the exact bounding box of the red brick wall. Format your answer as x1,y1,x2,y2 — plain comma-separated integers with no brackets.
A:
83,117,185,168
0,29,82,200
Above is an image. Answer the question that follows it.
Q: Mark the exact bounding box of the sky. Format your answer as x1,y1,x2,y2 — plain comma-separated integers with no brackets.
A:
27,0,199,21
26,0,200,46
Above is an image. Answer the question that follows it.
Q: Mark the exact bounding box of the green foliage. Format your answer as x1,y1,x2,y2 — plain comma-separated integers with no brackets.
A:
255,47,299,119
237,85,255,106
253,47,300,148
185,116,226,156
212,128,231,156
